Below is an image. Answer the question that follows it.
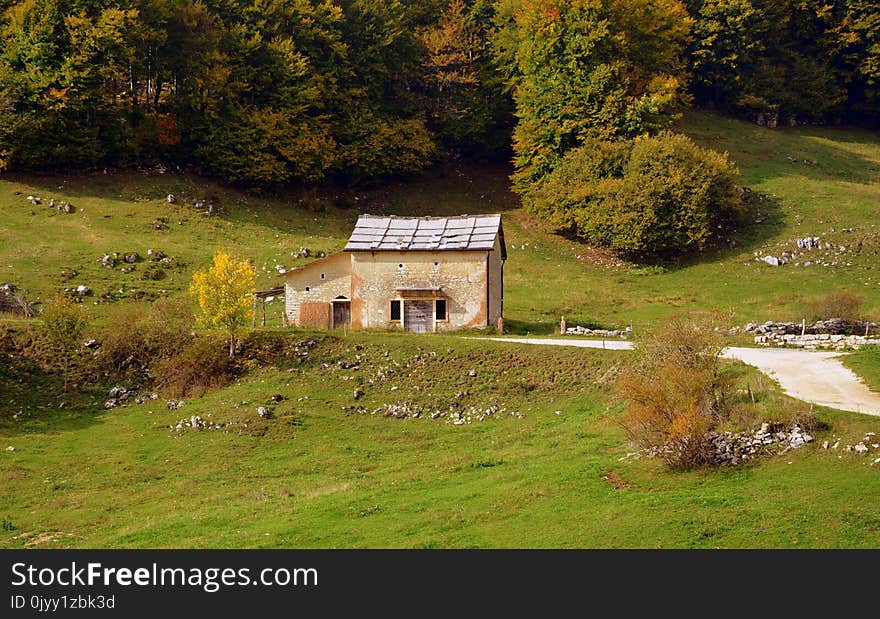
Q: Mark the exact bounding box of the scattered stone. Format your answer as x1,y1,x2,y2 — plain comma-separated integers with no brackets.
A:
353,388,364,400
761,255,780,267
100,254,116,268
167,194,175,204
123,252,140,263
83,339,100,349
5,446,15,452
74,285,91,296
854,442,869,454
257,406,270,418
167,400,185,411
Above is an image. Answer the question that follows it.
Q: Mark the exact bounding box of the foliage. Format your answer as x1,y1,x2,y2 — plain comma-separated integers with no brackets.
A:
684,0,880,124
98,297,195,377
528,131,742,256
617,316,736,469
190,251,255,357
807,289,866,322
40,295,89,392
502,0,693,189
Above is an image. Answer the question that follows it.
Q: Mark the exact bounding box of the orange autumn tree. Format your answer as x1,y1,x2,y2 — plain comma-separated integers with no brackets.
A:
190,251,256,358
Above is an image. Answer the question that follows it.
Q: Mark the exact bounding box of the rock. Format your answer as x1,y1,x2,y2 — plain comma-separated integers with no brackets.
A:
761,255,780,266
257,406,270,418
167,400,185,411
6,446,15,451
101,254,115,268
854,443,868,453
167,194,175,204
269,394,285,402
74,285,91,296
61,201,75,213
83,339,100,349
468,369,477,377
123,252,140,263
353,388,364,400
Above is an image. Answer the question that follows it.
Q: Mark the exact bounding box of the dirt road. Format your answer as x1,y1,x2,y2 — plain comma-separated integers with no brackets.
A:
486,337,880,416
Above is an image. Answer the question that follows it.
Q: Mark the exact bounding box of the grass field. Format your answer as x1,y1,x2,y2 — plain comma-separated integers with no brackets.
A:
1,331,878,549
1,112,880,549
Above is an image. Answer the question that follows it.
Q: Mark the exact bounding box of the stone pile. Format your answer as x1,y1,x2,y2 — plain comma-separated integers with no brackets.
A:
104,385,130,409
167,400,185,411
565,326,632,338
645,422,814,466
706,423,813,465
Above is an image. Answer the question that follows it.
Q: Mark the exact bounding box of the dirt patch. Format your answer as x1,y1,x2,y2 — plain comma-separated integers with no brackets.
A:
14,530,70,547
575,245,627,270
602,470,633,490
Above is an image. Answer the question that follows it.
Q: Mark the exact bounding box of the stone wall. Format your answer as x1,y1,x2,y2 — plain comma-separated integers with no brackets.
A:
754,333,880,350
283,252,351,326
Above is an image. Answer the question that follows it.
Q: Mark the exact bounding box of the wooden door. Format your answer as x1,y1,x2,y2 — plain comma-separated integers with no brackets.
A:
332,301,350,328
404,300,433,333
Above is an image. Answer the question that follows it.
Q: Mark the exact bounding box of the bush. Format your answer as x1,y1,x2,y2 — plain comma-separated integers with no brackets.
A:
152,336,235,398
808,289,864,322
528,132,743,256
98,297,195,376
616,316,735,469
40,296,90,392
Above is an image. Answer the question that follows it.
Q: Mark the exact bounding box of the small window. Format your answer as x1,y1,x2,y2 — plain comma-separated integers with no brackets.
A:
305,286,310,292
398,263,404,269
433,261,439,267
435,299,447,321
320,273,326,280
390,300,401,322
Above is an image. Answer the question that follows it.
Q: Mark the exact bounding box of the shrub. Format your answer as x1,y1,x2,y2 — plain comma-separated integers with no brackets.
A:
152,336,235,398
98,297,195,376
808,289,864,322
527,132,743,257
40,296,90,392
616,316,735,469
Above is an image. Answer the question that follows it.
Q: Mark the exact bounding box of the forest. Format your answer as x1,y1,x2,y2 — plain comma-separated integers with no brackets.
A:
0,1,878,252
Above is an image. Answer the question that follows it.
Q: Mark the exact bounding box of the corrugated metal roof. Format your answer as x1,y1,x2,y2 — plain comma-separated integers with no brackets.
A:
344,214,505,256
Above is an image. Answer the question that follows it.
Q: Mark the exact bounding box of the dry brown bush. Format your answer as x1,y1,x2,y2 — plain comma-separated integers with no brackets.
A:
617,316,735,469
152,336,235,398
807,289,864,322
98,297,194,376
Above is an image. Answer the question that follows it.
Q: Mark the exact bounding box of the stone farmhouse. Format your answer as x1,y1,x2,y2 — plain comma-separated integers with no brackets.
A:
282,214,506,332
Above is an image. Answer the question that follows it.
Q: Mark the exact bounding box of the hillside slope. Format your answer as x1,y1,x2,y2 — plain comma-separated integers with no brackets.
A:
1,113,878,334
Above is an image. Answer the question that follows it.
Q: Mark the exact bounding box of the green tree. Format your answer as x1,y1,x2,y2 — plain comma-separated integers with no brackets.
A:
502,0,693,191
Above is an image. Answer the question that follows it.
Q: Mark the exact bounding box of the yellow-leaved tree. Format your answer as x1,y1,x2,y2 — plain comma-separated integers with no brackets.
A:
190,251,256,358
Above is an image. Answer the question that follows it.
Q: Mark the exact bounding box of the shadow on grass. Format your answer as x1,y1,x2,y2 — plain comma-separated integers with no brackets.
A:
682,112,880,186
0,364,107,437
